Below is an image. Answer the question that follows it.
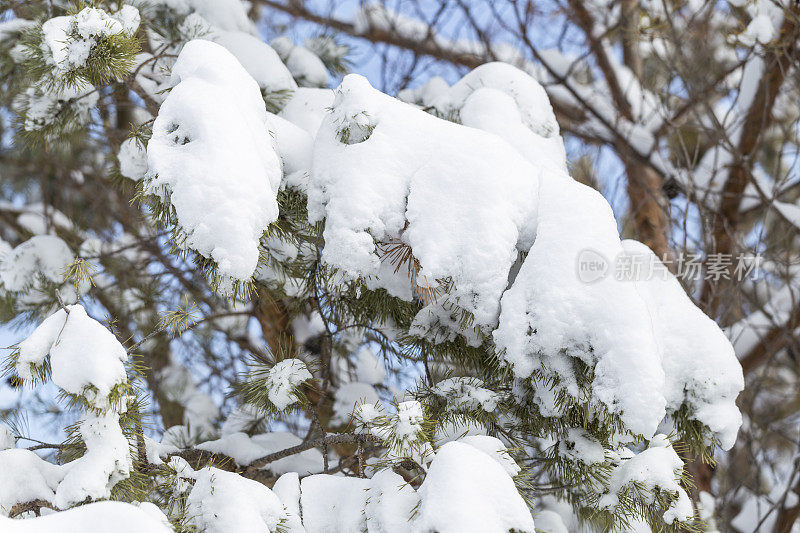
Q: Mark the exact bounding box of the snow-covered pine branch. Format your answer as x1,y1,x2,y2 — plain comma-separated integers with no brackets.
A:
0,1,756,532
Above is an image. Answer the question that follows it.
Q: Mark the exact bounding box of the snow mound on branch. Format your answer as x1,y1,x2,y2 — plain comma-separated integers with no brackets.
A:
266,359,313,410
310,74,539,331
301,475,371,532
197,431,324,474
0,235,73,292
400,63,566,171
0,425,14,450
54,413,132,509
300,470,419,532
17,305,128,409
145,40,282,283
599,436,693,525
416,441,535,532
117,138,147,181
271,37,329,88
0,448,65,515
186,0,256,34
279,87,335,136
457,435,520,476
0,501,172,532
494,171,667,437
186,466,286,533
212,31,297,94
622,240,744,449
433,377,498,413
41,6,140,73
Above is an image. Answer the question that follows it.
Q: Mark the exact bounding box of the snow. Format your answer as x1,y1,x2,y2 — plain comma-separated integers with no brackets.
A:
331,382,380,425
493,171,667,438
269,112,314,188
0,448,64,515
272,472,303,531
353,345,385,385
291,312,327,344
415,441,535,532
54,413,132,509
186,466,286,533
15,203,74,236
212,31,297,94
433,377,498,413
622,240,744,449
186,0,256,34
428,63,566,171
731,484,799,533
17,305,128,410
533,510,569,533
266,359,313,410
159,354,219,435
310,74,540,334
117,138,147,181
557,428,607,465
251,432,324,475
599,436,692,525
41,7,139,73
271,37,329,88
364,469,419,533
197,431,324,474
19,81,99,134
0,235,73,292
300,474,371,532
145,39,282,283
0,425,15,450
279,88,335,136
457,435,520,476
0,501,173,532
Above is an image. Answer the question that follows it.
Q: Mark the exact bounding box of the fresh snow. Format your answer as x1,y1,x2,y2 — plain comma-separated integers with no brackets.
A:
186,466,286,533
0,501,172,532
17,304,128,409
310,74,540,333
0,235,73,292
265,359,313,410
145,40,282,284
415,441,535,532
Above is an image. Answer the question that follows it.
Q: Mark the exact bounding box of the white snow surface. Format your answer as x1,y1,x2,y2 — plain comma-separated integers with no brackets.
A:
41,7,139,73
271,37,329,88
17,305,128,409
0,501,172,532
145,40,282,282
599,436,693,525
415,441,535,532
117,138,147,181
279,88,335,136
186,466,285,533
54,413,132,509
622,240,744,449
310,74,540,331
266,359,313,410
493,171,667,438
0,448,65,515
212,31,297,93
0,235,73,292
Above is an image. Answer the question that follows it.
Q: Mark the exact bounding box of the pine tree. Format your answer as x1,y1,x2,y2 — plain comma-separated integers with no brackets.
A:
0,2,744,532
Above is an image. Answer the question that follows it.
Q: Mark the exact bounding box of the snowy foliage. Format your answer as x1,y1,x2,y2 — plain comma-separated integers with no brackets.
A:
0,1,753,532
